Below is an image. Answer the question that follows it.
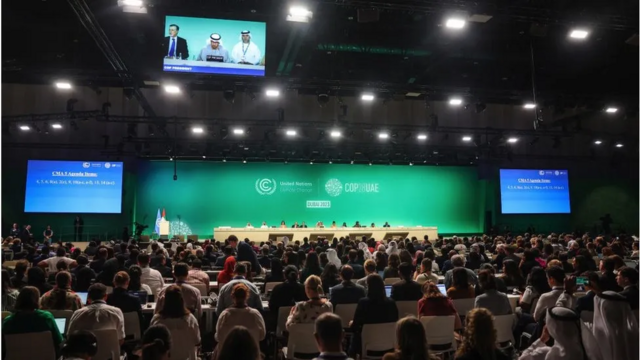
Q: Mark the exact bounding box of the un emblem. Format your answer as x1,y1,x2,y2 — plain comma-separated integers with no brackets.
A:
325,178,343,197
255,178,277,195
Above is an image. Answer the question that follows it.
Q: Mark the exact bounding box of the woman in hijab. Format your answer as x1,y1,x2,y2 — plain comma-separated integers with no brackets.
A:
592,291,639,360
326,249,342,268
518,306,587,360
386,241,399,256
217,256,237,286
358,242,372,261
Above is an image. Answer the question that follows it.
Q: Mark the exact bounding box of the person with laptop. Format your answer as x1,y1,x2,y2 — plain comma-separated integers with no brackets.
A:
40,271,83,311
418,282,462,330
107,271,143,333
390,262,423,301
67,283,126,345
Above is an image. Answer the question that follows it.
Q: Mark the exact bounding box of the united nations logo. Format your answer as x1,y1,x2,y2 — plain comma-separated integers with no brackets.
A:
325,178,343,197
538,170,544,176
82,162,90,168
105,162,111,169
255,178,277,195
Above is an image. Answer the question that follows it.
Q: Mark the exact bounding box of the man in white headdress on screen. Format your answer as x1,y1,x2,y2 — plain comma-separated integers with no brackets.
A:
231,30,262,65
197,33,231,62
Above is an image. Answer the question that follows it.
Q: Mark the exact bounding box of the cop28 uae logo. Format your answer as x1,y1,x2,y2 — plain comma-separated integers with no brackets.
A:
255,178,277,195
325,178,343,197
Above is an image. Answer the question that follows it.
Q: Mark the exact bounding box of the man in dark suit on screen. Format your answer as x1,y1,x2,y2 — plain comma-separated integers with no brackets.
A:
164,24,189,59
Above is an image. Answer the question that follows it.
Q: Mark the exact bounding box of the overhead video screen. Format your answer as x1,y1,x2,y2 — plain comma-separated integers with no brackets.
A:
500,169,571,214
24,160,124,213
162,16,266,76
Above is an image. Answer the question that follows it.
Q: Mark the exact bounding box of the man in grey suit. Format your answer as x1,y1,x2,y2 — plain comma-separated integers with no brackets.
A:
444,255,478,289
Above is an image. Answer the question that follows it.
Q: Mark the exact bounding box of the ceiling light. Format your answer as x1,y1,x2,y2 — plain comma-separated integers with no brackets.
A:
122,0,143,5
202,155,206,159
164,85,180,94
605,107,618,113
524,103,536,109
330,130,341,138
285,129,297,136
287,6,313,22
19,125,30,131
409,162,414,166
378,132,389,139
462,136,472,141
192,127,204,134
449,98,463,106
329,160,333,164
51,123,63,129
55,82,72,89
569,29,589,39
507,137,519,143
351,160,354,164
369,162,372,166
265,89,280,97
243,159,247,163
615,143,624,148
361,93,375,101
232,128,244,135
309,161,314,165
594,140,602,145
417,134,427,140
445,18,466,29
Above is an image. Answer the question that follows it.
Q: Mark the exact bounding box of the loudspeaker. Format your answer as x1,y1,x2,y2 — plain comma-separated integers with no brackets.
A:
357,8,379,23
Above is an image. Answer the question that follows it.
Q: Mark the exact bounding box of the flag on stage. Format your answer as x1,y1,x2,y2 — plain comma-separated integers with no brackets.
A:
155,208,161,234
162,208,166,219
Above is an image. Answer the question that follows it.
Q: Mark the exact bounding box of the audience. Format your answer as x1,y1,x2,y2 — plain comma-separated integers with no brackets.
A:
520,267,552,314
391,262,423,301
107,271,144,331
214,326,262,360
447,267,476,299
383,317,438,360
418,282,462,330
227,235,262,275
329,265,366,305
1,269,19,312
187,258,210,293
532,266,566,322
68,283,125,344
415,258,439,285
38,247,77,273
474,270,512,318
518,306,586,360
138,324,172,360
73,255,96,292
287,275,332,328
502,259,526,291
269,265,307,315
616,266,639,309
40,271,83,310
9,260,28,289
138,253,165,298
151,285,200,353
592,291,639,360
216,283,265,345
312,313,353,360
384,254,401,279
156,263,202,316
321,263,341,293
301,252,324,282
455,308,510,360
216,262,263,316
60,330,98,360
444,255,478,290
217,256,237,287
264,258,285,285
26,266,53,295
574,271,601,314
128,265,153,295
356,259,377,291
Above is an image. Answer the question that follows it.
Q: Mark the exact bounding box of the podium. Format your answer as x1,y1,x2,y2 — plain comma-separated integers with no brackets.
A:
159,219,170,237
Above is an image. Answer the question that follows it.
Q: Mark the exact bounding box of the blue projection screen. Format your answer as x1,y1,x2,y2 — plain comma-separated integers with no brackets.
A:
500,169,571,214
24,160,124,213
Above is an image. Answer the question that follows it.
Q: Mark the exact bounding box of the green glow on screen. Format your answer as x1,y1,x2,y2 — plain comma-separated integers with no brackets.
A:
135,162,483,236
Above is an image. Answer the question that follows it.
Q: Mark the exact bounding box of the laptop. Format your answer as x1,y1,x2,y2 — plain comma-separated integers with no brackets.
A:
385,285,392,297
76,292,88,305
55,318,67,336
437,284,447,296
129,291,148,305
624,260,637,268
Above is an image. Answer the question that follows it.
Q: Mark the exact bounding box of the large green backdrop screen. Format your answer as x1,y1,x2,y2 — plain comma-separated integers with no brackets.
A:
135,162,483,236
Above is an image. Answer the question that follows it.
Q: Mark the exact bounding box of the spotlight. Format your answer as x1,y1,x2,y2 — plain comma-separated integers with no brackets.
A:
369,162,372,166
605,107,618,113
222,158,227,162
330,130,341,138
569,29,589,39
409,162,414,166
361,93,375,101
417,134,427,140
449,98,462,106
351,160,354,165
285,129,297,136
524,103,536,109
51,123,63,129
615,143,624,148
507,137,519,143
122,0,143,5
265,89,280,97
192,127,204,134
462,136,472,142
378,132,389,139
242,159,247,163
232,128,245,135
594,140,602,145
329,160,333,164
202,155,206,159
310,161,314,165
445,18,466,29
55,82,72,89
164,85,180,94
287,6,313,22
223,90,235,103
19,125,30,131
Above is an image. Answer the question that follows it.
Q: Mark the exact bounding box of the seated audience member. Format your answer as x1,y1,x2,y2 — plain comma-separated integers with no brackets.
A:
312,313,353,360
356,259,377,291
349,274,399,356
73,255,96,292
27,266,53,295
301,252,324,282
559,253,574,274
384,254,401,279
447,267,475,300
215,246,234,267
474,270,512,316
287,275,333,328
346,249,365,279
502,259,526,291
151,285,200,350
216,283,265,345
269,265,307,315
218,256,237,287
455,308,510,360
415,258,439,285
573,271,601,314
96,254,127,286
2,270,19,312
216,262,263,316
214,326,262,360
599,257,623,292
327,248,343,268
465,251,483,271
10,260,28,289
138,253,165,298
391,262,423,301
571,255,590,277
156,263,201,317
474,263,507,296
383,317,439,360
592,291,639,360
441,250,459,273
108,271,143,328
84,241,98,257
38,247,77,273
152,254,173,278
90,248,108,273
137,324,172,360
2,286,63,354
264,258,285,286
520,267,551,314
518,307,587,360
60,330,98,360
47,259,76,284
520,250,541,279
258,246,272,270
187,259,210,293
129,265,153,295
375,250,387,272
617,266,639,309
419,282,463,329
329,265,366,305
532,266,566,322
68,283,125,344
321,263,341,294
444,255,478,290
125,249,140,268
40,271,82,311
